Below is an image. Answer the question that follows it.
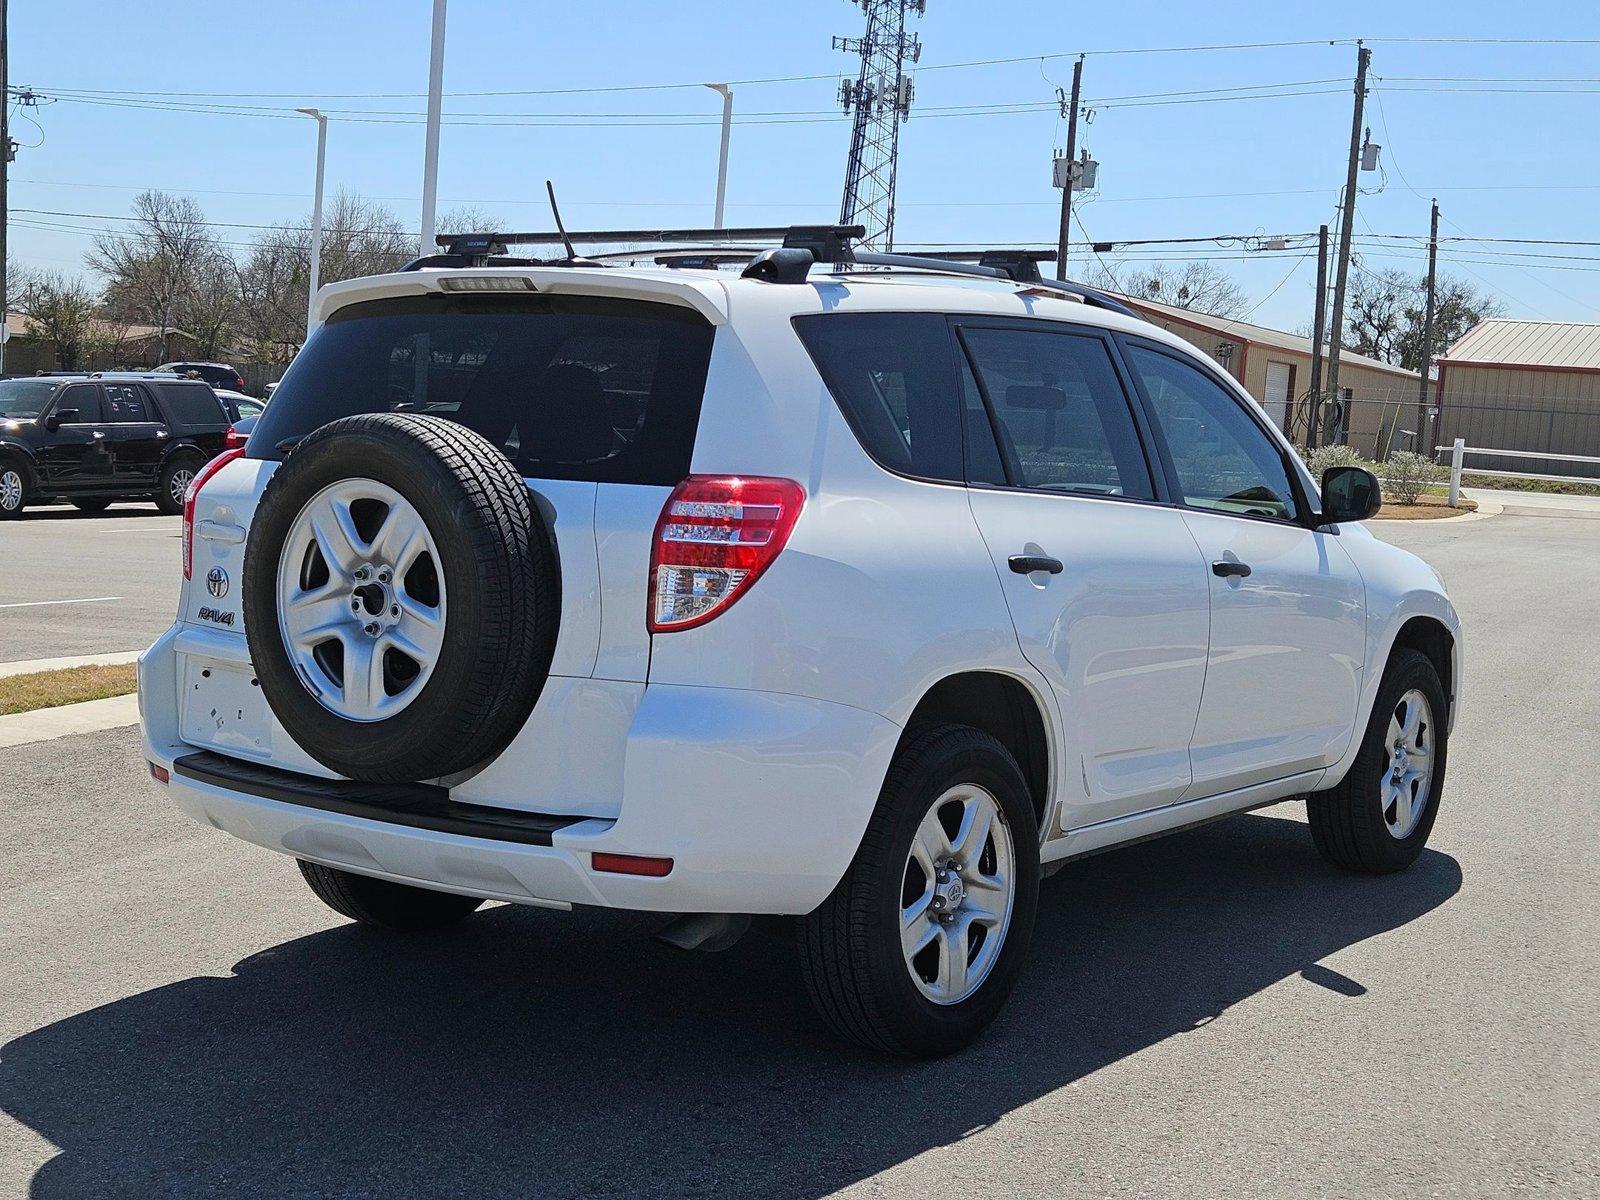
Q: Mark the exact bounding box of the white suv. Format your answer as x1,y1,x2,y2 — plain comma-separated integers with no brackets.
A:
139,230,1461,1057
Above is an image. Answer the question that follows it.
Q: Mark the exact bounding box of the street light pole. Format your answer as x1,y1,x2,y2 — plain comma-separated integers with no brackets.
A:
296,108,327,342
704,83,733,230
418,0,447,257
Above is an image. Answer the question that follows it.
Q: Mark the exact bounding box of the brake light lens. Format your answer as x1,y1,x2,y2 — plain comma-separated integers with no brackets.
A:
183,448,245,579
224,424,247,451
648,475,805,633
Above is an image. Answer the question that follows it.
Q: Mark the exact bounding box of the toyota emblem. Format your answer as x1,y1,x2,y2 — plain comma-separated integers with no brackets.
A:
206,566,230,598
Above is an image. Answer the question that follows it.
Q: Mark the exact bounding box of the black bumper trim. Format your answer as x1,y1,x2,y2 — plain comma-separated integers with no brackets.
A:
172,751,585,847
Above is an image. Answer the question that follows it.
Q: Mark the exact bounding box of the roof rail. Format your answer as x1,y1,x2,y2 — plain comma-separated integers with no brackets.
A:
402,224,1141,319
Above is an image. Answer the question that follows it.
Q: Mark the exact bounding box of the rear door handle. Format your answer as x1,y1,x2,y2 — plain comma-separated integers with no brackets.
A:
1009,554,1064,575
1211,559,1252,579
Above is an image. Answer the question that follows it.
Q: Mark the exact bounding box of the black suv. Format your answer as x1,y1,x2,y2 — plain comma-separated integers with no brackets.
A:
152,361,248,392
0,374,231,517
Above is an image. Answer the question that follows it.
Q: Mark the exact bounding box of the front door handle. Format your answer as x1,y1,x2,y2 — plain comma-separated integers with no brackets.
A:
1009,554,1064,575
1211,559,1252,579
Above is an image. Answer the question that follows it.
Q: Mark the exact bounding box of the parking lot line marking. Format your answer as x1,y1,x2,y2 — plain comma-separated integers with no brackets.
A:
0,596,123,609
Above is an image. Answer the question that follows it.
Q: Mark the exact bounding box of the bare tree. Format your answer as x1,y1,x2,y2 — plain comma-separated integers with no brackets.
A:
1344,264,1505,370
14,270,102,370
236,190,414,362
174,252,240,361
437,206,506,236
87,191,218,361
1087,259,1248,318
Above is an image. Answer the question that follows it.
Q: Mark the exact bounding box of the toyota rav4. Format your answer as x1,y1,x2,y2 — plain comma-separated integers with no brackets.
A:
138,229,1461,1057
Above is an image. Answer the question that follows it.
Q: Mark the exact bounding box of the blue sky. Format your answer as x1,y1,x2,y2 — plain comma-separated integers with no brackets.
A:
9,0,1600,331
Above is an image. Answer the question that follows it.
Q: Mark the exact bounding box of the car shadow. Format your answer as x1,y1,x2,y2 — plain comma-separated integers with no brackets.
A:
0,811,1461,1199
18,504,167,521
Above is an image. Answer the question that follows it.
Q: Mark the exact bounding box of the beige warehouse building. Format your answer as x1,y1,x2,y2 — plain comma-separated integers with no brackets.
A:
1119,294,1422,455
1435,319,1600,479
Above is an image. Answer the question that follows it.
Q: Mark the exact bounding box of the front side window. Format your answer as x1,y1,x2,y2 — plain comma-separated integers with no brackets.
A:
959,326,1153,500
793,313,963,482
1126,343,1299,521
52,384,102,423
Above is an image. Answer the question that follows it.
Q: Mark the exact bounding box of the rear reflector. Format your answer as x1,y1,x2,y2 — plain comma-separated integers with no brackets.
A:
183,447,246,579
149,762,169,784
592,852,674,878
648,475,805,632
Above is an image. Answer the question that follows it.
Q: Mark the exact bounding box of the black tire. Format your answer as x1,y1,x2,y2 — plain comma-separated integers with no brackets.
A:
0,459,30,519
1308,648,1449,874
799,723,1040,1058
297,860,483,931
243,413,558,783
155,452,204,515
71,496,114,514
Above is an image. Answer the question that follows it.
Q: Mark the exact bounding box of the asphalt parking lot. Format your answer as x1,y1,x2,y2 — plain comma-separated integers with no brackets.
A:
2,509,1597,1198
0,504,180,663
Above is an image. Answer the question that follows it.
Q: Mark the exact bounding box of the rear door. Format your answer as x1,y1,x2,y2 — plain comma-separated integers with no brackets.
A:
103,383,169,487
957,319,1213,827
1121,338,1365,797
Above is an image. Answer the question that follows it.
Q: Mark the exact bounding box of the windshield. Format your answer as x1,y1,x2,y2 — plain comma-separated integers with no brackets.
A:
0,379,61,419
249,292,715,486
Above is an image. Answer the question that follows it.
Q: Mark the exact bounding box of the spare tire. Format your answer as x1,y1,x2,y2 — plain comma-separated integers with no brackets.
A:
242,413,557,783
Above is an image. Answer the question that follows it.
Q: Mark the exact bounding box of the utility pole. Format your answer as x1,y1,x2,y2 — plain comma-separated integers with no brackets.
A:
1416,198,1440,454
1055,54,1084,276
418,0,447,256
1323,43,1370,437
1307,223,1330,448
835,0,924,250
1,0,9,377
704,83,733,230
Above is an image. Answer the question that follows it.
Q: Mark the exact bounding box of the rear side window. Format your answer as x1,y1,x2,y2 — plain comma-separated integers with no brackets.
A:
793,313,963,482
959,326,1153,500
155,382,227,427
250,293,715,486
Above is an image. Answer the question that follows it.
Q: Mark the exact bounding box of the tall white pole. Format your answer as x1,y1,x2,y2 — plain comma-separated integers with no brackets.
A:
419,0,447,256
297,108,327,341
705,83,732,230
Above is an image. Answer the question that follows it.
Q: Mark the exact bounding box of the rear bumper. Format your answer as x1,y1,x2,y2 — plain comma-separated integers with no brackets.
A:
139,625,899,914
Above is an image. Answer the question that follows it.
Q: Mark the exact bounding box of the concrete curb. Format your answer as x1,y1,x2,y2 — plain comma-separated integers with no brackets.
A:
1370,493,1503,527
0,693,140,750
0,651,144,680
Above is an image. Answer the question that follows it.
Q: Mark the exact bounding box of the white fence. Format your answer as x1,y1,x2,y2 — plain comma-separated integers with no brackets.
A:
1438,440,1600,505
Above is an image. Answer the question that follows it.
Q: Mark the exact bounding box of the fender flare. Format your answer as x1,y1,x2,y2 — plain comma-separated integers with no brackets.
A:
0,440,38,486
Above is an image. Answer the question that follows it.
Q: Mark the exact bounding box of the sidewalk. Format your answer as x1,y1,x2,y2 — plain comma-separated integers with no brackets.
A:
1462,487,1600,519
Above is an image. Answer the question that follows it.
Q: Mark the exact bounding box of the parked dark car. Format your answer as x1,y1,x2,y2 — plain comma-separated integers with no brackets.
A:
152,361,248,392
0,374,231,517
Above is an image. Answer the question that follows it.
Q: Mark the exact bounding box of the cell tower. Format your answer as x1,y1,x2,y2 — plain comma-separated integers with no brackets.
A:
834,0,924,250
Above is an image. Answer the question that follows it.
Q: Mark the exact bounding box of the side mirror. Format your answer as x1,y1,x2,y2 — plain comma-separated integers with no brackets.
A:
1319,465,1381,525
46,407,80,431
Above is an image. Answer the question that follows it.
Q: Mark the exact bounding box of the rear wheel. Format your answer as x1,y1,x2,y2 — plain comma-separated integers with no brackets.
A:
71,496,114,514
0,464,29,519
297,860,483,931
155,454,202,515
799,723,1040,1057
1308,648,1448,873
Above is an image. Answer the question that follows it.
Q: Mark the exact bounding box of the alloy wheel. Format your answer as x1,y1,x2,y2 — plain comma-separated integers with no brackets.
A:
0,469,21,512
1382,688,1434,839
275,478,447,722
900,784,1016,1005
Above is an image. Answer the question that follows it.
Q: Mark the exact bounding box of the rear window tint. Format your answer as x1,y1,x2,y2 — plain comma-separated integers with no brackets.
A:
249,293,715,486
792,313,963,482
153,382,226,427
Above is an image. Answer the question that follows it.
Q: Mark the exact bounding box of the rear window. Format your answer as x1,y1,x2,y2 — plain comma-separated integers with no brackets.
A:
249,293,716,486
153,381,228,427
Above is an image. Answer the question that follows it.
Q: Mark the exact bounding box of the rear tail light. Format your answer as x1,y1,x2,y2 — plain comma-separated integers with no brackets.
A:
183,448,246,580
648,475,805,633
224,424,247,451
234,374,246,390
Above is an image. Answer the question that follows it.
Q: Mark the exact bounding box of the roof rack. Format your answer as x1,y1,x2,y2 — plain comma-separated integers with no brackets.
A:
402,224,1139,319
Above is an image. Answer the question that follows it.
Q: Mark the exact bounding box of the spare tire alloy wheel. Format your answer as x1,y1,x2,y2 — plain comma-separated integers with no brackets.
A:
244,413,558,783
276,478,446,722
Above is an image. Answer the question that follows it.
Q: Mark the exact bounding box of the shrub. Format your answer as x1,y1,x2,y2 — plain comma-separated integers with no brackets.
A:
1300,443,1372,478
1383,450,1447,506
